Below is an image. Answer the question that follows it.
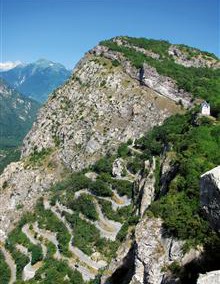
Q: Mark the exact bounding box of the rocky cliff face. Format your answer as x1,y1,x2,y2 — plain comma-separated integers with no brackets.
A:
130,217,200,284
21,50,181,171
0,151,64,241
200,166,220,233
91,43,192,108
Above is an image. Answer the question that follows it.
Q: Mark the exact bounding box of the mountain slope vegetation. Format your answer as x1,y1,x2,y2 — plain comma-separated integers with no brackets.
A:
0,79,40,173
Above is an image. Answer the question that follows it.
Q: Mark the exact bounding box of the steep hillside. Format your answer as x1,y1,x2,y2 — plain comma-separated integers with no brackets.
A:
0,59,71,102
0,37,219,284
0,79,40,173
21,50,182,171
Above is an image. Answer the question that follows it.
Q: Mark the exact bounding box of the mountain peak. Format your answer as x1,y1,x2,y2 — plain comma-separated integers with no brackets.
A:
34,58,67,69
35,58,54,65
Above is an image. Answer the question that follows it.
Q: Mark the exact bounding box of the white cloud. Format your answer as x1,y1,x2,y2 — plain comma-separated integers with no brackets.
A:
0,61,22,71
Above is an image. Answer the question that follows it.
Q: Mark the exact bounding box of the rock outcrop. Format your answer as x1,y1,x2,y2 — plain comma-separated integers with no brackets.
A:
197,270,220,284
135,158,156,217
140,63,192,108
130,217,201,284
159,153,178,197
0,157,61,241
168,45,220,69
92,45,192,108
112,158,125,178
200,166,220,232
101,236,135,284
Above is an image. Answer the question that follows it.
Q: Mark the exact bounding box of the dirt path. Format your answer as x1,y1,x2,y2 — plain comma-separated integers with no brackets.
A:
68,236,107,270
15,243,42,281
56,195,122,240
32,222,61,260
128,145,143,155
0,246,16,284
74,189,131,211
22,224,47,257
22,261,38,281
66,255,97,281
48,201,107,270
94,200,122,240
41,199,106,280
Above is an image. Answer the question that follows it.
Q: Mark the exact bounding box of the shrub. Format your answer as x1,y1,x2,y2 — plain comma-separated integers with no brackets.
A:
89,179,112,197
52,173,92,192
0,251,10,284
34,258,84,283
68,194,98,221
36,200,71,256
112,59,120,67
117,143,130,158
111,179,133,198
92,156,113,174
127,156,143,174
28,148,53,165
64,212,100,255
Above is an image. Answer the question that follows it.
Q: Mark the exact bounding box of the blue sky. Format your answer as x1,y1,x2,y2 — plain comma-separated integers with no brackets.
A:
1,0,219,69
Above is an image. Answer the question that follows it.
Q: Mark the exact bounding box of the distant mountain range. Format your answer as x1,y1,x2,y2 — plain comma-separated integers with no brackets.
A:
0,59,71,102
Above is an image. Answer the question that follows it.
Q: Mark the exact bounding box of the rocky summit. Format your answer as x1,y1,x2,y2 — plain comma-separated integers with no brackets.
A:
0,37,220,284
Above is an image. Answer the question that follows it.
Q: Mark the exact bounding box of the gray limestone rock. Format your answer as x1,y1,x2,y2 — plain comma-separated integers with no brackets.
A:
200,166,220,232
138,157,156,217
112,158,125,178
129,217,201,284
168,45,220,69
0,160,59,241
197,270,220,284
